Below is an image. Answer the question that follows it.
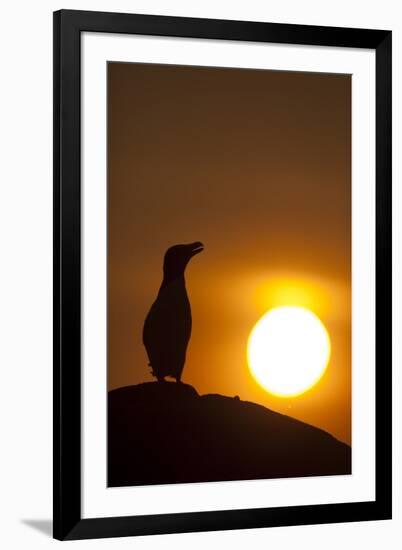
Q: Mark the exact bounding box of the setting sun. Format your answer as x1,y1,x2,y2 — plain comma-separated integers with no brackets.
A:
247,306,331,397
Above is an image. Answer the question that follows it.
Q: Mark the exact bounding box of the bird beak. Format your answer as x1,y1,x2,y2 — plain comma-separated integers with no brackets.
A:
188,242,204,256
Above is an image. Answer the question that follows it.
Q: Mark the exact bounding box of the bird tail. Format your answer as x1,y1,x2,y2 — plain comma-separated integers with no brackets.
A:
148,363,156,377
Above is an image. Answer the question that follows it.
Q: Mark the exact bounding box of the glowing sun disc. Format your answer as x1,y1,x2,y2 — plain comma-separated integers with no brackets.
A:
247,306,331,397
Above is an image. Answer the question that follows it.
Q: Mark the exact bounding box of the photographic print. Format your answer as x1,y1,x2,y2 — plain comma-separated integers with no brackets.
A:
54,10,391,540
107,61,352,487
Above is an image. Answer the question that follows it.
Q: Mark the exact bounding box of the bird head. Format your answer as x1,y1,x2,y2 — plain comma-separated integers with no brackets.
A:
163,242,204,280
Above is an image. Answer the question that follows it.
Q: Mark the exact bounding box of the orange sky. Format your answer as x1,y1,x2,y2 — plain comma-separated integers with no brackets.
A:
107,62,351,445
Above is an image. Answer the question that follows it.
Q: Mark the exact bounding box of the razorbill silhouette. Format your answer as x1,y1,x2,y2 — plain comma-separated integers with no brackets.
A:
143,242,204,382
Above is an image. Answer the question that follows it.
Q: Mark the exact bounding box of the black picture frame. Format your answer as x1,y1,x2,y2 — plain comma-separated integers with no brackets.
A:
53,9,392,541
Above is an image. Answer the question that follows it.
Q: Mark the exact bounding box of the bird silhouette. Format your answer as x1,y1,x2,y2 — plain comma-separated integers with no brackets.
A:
143,242,204,382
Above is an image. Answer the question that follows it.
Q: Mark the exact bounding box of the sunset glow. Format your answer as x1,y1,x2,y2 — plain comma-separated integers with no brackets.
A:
108,62,351,445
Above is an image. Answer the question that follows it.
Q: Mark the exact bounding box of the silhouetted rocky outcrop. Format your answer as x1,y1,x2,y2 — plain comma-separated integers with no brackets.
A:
108,382,351,487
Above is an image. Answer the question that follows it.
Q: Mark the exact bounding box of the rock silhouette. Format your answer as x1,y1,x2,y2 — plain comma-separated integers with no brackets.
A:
108,382,351,487
142,242,204,382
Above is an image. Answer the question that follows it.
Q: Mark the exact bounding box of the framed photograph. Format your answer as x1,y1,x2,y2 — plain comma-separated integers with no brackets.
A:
53,9,392,540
